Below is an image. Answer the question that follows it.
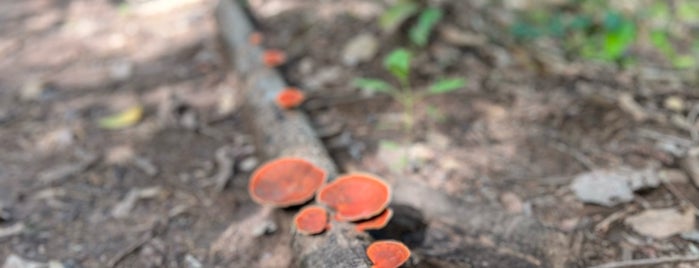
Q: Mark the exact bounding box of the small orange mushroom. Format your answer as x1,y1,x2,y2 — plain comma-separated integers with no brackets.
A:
248,157,326,207
366,240,411,268
317,173,391,222
355,208,393,232
276,87,305,109
249,32,263,45
294,205,329,235
262,49,287,67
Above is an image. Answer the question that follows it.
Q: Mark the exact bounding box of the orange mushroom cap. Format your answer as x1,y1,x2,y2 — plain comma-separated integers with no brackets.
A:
317,173,391,222
276,87,305,109
262,49,287,67
294,205,329,235
249,32,263,45
355,208,393,232
366,240,411,268
248,157,326,207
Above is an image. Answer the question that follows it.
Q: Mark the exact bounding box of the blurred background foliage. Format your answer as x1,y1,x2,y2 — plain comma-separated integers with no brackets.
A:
510,0,699,69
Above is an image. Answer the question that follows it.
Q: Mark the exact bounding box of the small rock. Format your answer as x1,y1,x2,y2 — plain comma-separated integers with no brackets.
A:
2,254,52,268
341,33,378,66
183,254,202,268
251,220,277,237
305,66,342,90
681,230,699,243
625,208,695,239
36,128,74,152
570,167,661,206
105,145,135,164
499,192,523,214
108,60,133,81
408,143,434,162
238,156,259,173
19,77,45,102
570,170,634,207
664,96,685,112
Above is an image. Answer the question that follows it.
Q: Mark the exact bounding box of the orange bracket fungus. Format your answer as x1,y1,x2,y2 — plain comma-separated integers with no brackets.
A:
262,49,287,67
366,240,411,268
317,173,391,222
355,208,393,232
248,157,326,207
276,87,306,110
249,31,263,45
294,205,329,235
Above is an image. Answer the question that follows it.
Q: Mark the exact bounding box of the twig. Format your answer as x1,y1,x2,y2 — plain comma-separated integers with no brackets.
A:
661,179,699,212
588,255,699,268
594,206,636,234
549,141,596,170
107,219,164,267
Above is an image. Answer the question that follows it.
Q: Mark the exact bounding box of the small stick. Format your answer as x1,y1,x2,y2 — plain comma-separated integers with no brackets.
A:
594,206,636,234
588,255,699,268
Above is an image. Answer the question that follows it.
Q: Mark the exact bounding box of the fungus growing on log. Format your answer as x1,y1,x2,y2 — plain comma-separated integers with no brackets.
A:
262,49,286,67
248,157,326,207
317,173,391,221
249,31,263,45
276,87,305,109
294,205,329,235
355,208,393,232
366,240,410,268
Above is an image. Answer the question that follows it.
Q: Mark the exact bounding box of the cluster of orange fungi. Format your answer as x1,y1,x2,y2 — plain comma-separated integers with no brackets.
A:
248,157,410,268
250,32,306,110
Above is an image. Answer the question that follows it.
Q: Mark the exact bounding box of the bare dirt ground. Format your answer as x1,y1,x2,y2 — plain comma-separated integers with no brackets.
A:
0,0,281,267
4,0,699,267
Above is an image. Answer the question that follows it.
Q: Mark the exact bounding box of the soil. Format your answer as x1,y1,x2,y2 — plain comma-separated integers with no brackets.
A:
0,0,282,267
251,0,699,267
2,0,699,267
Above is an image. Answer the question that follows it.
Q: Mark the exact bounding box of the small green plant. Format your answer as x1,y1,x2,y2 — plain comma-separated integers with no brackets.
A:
379,1,444,47
354,48,466,132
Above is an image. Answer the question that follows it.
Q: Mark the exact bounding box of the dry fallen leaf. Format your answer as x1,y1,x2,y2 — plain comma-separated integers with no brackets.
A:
625,208,695,239
98,106,143,130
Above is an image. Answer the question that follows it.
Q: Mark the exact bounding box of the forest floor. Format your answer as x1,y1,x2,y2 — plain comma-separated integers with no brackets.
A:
3,0,699,267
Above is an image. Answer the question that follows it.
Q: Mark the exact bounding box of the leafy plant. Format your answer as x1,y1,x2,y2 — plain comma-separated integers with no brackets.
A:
354,48,466,131
379,1,444,47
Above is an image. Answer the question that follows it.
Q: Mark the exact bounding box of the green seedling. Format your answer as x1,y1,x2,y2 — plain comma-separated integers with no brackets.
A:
354,48,466,134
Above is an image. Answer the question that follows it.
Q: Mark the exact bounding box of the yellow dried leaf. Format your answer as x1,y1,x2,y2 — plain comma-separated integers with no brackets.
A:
98,106,143,130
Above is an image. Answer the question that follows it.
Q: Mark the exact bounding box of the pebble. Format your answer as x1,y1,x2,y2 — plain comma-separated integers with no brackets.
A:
238,156,259,173
341,33,378,66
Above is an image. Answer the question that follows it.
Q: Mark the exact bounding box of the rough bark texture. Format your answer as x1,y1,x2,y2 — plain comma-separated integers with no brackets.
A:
216,1,371,267
217,1,574,267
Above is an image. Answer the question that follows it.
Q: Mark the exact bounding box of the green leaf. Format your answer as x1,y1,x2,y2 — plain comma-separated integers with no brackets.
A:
600,11,636,61
383,48,412,84
353,78,395,94
428,78,466,94
409,7,443,47
379,1,419,33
